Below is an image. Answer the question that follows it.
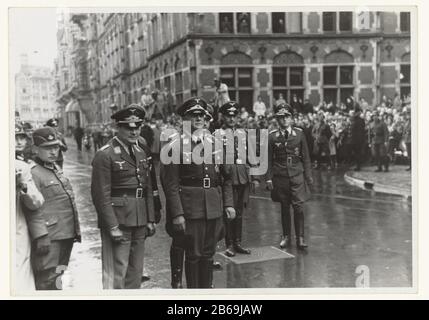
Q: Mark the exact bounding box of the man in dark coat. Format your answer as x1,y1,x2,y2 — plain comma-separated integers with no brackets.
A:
265,103,313,249
91,105,156,289
160,97,236,288
349,107,366,171
370,113,390,172
218,101,259,257
73,125,85,151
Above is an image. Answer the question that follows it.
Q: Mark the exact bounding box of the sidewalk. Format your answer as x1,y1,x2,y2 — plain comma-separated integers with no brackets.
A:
344,165,412,199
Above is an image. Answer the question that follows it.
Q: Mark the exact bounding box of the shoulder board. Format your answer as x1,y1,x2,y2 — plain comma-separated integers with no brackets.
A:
294,127,303,131
269,129,278,134
169,132,179,140
28,160,37,169
99,144,111,151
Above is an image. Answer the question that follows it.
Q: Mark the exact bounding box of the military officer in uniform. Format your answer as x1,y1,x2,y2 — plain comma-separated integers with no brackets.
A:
29,127,81,290
219,101,259,257
161,97,235,288
46,118,68,169
265,103,313,250
370,112,389,172
91,104,156,289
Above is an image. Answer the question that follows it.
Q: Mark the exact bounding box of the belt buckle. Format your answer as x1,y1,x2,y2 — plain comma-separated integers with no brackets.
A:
203,178,211,189
287,157,292,165
136,187,143,198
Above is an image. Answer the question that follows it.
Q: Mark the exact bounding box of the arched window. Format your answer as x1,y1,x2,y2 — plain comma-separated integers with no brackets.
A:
272,51,305,103
323,50,355,106
219,52,254,111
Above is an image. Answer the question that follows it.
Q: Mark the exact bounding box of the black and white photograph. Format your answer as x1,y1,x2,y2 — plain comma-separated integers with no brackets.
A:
8,4,418,296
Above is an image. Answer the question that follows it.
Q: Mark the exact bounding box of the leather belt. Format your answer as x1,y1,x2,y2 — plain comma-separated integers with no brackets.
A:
111,188,146,198
180,177,219,189
276,156,300,166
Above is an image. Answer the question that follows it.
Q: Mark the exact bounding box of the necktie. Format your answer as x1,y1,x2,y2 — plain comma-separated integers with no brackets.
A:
128,145,136,162
283,129,289,140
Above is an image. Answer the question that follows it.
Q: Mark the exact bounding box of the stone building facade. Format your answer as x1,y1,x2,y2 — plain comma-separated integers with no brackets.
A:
146,11,411,113
55,11,411,124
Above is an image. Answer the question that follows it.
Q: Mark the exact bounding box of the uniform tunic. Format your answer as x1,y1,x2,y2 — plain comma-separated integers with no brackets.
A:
91,137,155,289
266,127,312,204
219,128,256,244
161,131,234,259
30,159,81,289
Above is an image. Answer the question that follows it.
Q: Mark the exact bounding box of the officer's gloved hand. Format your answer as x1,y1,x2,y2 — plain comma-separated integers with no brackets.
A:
146,222,156,237
266,180,274,191
35,234,51,255
306,176,314,186
110,226,126,243
172,215,186,234
251,180,260,194
225,207,236,220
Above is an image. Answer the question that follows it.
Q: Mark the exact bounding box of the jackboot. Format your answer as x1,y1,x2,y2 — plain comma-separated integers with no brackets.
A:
280,202,292,248
294,207,308,250
224,218,236,257
198,259,213,289
170,245,184,289
225,244,235,257
233,215,251,254
384,156,389,172
280,235,291,248
185,259,200,289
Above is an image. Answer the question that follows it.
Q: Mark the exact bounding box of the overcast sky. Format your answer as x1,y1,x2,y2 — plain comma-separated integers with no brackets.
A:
9,8,58,74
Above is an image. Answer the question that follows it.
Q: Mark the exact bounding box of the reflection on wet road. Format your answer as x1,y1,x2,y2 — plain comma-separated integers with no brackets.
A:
62,143,412,290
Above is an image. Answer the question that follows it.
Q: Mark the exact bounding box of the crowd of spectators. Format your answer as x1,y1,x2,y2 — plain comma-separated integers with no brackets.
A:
38,83,411,173
132,88,413,172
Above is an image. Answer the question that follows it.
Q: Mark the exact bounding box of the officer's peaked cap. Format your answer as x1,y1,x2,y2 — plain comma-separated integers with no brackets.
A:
274,103,293,117
46,118,59,127
219,101,240,116
177,97,208,117
15,123,27,136
111,104,145,128
33,127,60,147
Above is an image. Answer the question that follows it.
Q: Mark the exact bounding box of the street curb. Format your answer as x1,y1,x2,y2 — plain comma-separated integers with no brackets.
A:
344,172,412,201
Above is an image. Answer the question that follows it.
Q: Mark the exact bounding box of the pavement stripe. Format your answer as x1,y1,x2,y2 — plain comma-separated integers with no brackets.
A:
270,246,296,258
250,193,404,205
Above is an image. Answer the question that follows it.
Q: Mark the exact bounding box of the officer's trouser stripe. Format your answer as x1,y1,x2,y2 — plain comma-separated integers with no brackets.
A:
101,229,114,289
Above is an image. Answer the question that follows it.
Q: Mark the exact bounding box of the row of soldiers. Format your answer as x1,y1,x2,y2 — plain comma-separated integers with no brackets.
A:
90,96,313,289
16,95,312,290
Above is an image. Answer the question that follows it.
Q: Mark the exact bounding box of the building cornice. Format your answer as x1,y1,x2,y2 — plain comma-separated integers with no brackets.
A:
186,32,411,41
145,32,410,62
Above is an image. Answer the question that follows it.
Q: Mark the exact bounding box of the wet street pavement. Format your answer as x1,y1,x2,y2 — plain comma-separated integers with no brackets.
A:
61,140,412,290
